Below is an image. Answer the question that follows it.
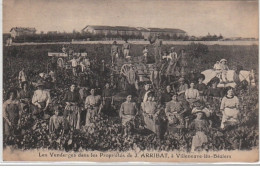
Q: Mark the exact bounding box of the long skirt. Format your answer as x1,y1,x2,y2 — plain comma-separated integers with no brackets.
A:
191,131,208,151
32,102,46,116
85,107,99,126
121,115,135,126
143,113,158,134
221,108,239,128
3,119,18,137
64,105,80,130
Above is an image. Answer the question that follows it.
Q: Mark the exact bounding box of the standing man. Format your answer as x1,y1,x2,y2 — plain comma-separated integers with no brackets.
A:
18,67,27,88
70,56,78,76
122,39,130,58
150,33,162,64
101,83,114,117
111,41,119,65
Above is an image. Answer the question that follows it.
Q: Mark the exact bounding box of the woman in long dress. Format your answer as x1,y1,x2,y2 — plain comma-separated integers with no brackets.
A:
63,84,81,130
220,87,240,129
17,81,32,111
3,90,20,139
141,92,159,131
190,109,209,152
85,89,101,126
31,80,51,118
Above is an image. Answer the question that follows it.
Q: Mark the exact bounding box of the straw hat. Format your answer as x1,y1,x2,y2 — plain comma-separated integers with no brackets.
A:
220,59,227,63
178,77,185,82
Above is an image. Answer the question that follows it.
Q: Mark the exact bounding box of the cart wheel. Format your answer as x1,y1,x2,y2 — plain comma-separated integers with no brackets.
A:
120,64,133,76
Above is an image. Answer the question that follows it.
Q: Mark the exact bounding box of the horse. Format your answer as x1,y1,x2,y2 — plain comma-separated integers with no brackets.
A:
201,69,256,88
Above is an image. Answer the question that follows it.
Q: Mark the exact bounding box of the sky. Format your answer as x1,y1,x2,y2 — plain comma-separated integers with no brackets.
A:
3,0,259,38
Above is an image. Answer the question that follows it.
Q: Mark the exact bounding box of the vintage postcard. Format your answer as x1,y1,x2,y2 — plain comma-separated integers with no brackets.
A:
1,0,259,163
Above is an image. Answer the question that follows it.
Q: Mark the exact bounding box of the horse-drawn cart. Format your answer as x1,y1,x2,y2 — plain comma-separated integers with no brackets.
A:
112,57,156,85
48,52,88,70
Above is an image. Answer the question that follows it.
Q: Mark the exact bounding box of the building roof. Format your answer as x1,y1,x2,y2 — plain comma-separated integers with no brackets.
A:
83,25,139,31
136,27,150,32
148,28,186,33
82,25,187,34
10,27,36,32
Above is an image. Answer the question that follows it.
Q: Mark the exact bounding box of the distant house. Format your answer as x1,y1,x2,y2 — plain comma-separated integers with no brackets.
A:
47,31,58,34
82,25,140,36
136,27,150,40
82,25,187,40
148,28,187,37
10,27,36,38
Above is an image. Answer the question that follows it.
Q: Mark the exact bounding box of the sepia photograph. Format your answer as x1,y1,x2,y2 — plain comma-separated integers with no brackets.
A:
1,0,259,163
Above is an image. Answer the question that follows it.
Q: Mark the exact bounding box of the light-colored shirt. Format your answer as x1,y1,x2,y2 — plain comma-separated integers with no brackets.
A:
70,59,78,67
120,101,138,116
122,42,130,50
111,45,119,54
165,100,185,114
214,63,221,70
154,39,162,48
141,101,157,115
220,96,239,111
49,71,56,82
32,89,51,106
143,49,148,56
143,90,151,103
85,95,101,108
162,55,172,61
178,83,188,95
220,64,229,71
80,59,90,67
185,88,200,100
170,52,178,59
18,70,27,82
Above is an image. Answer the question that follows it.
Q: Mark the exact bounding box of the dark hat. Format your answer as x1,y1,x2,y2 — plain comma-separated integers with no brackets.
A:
144,81,152,85
220,59,227,63
21,81,29,88
53,105,61,112
192,108,206,115
198,74,205,80
36,80,45,87
209,77,220,85
147,91,155,97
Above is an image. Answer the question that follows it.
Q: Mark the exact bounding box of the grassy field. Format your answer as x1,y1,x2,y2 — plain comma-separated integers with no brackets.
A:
3,43,258,101
2,43,259,151
3,43,258,76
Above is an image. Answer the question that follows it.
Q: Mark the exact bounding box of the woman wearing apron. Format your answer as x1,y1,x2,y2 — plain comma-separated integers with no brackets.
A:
31,80,51,119
220,87,240,129
63,84,81,130
85,89,101,126
3,90,20,140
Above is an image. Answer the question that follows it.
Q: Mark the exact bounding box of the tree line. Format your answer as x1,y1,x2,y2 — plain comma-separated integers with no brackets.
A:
7,31,225,43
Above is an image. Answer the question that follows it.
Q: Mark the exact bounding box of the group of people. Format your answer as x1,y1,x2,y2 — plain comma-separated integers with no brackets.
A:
213,59,229,82
3,41,242,152
111,40,131,64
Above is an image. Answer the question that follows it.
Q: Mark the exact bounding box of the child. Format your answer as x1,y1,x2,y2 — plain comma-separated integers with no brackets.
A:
143,46,148,63
190,109,209,152
49,106,68,135
70,56,78,76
